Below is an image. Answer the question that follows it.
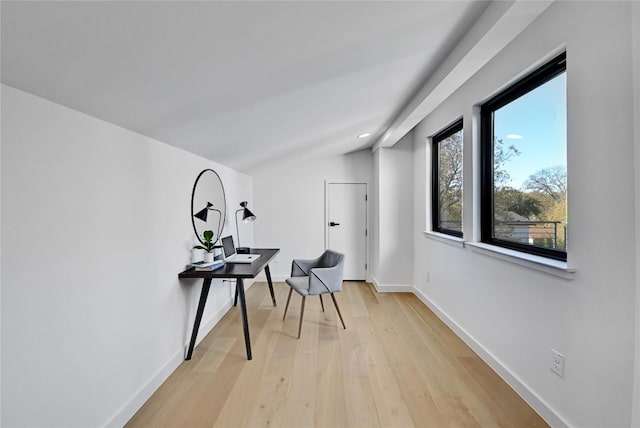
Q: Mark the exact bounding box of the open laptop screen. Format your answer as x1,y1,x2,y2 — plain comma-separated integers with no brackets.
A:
221,235,236,258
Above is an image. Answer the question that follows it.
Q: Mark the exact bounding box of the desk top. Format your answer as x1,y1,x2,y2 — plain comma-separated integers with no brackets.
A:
178,248,280,279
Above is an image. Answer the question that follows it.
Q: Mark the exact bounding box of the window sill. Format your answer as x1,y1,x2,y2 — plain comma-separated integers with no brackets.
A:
423,231,465,248
465,242,575,280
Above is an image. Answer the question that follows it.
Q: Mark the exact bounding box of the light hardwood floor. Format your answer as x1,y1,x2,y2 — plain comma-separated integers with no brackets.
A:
126,281,548,427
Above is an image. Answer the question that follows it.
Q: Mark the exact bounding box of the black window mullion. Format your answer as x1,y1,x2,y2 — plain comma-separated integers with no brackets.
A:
479,109,494,244
431,141,441,234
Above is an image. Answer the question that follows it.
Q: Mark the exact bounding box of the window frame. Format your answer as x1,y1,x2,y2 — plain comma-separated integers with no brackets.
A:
431,118,464,238
480,52,567,261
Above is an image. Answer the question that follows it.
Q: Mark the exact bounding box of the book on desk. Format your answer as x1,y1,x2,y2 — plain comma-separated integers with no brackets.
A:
189,260,225,271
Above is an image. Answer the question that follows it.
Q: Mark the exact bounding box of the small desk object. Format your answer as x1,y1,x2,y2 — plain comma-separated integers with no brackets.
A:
178,248,280,361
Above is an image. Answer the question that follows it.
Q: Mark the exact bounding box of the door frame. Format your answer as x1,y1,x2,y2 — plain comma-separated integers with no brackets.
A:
324,180,369,280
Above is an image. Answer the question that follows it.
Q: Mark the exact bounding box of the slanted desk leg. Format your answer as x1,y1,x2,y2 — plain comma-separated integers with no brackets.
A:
236,278,252,360
234,284,239,307
265,265,276,306
185,278,212,360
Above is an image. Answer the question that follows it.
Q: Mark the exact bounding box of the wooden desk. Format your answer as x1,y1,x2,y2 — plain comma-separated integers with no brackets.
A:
178,248,280,360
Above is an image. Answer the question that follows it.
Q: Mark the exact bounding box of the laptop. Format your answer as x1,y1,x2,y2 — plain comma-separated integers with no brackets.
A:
221,235,260,263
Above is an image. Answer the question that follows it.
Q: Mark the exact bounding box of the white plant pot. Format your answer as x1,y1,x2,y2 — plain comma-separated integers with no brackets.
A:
203,252,215,263
191,248,204,263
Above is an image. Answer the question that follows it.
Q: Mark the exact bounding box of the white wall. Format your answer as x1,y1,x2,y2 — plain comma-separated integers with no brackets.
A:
371,133,414,288
0,85,253,427
633,1,640,425
372,149,380,286
412,2,636,427
247,132,416,290
0,74,4,428
251,150,372,281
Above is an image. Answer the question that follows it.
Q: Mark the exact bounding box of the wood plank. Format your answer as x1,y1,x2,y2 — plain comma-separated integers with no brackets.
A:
314,332,347,427
343,280,369,318
127,281,548,428
279,305,319,427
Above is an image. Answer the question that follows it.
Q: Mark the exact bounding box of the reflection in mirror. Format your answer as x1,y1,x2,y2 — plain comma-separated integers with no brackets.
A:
191,169,227,246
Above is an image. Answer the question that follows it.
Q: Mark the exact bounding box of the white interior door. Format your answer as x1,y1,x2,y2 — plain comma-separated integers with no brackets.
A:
326,182,367,280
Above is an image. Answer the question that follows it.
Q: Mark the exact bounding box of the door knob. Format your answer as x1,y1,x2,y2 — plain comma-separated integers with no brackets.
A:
329,222,340,227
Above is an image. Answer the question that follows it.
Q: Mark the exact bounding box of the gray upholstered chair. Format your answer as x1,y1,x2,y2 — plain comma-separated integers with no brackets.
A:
282,250,346,338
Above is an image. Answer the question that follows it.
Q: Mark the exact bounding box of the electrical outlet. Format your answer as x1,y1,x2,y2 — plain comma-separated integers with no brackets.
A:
550,349,565,378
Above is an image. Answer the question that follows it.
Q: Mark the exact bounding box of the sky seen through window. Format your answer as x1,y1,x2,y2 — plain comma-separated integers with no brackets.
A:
494,73,567,188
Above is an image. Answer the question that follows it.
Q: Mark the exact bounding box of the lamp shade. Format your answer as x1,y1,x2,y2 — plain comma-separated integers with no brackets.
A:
238,201,256,222
193,202,214,222
236,201,256,251
242,207,256,222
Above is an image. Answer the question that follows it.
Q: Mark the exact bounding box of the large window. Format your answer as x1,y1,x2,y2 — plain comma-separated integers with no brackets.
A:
480,52,567,260
432,119,463,237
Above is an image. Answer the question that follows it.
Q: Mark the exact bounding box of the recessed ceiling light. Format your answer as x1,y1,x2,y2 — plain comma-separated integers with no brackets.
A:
357,132,371,139
506,134,523,140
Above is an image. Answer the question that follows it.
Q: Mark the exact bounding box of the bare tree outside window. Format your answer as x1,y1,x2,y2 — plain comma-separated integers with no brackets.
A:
432,120,463,237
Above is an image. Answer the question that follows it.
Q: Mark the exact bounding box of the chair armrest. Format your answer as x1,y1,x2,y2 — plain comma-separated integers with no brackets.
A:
309,265,344,295
291,255,322,277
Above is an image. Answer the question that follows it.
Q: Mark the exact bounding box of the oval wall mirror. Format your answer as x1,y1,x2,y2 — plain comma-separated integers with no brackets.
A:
191,169,227,246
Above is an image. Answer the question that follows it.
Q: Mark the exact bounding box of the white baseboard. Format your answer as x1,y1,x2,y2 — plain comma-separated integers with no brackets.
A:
370,275,414,292
411,286,570,428
104,348,183,427
104,297,235,427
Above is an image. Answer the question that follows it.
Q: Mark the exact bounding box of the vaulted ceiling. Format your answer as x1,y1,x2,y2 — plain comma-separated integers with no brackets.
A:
1,1,550,173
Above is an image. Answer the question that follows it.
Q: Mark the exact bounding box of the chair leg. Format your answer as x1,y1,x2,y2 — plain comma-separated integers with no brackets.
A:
330,293,346,329
319,294,325,312
282,288,293,321
298,296,306,339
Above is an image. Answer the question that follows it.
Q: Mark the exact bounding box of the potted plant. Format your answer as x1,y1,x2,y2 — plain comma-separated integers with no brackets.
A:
194,230,217,263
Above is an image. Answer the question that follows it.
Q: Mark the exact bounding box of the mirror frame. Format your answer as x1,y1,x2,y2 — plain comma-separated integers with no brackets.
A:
190,169,227,246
